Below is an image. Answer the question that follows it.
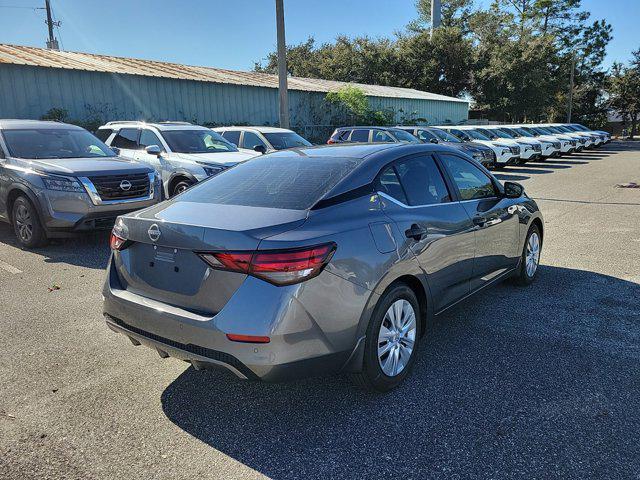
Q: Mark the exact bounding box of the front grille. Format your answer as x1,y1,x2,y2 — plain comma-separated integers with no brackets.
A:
552,142,561,148
533,144,541,152
89,173,150,201
483,150,495,160
509,146,521,155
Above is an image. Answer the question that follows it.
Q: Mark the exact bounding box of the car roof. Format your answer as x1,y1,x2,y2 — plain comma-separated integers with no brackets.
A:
0,119,85,130
212,126,295,134
336,126,398,131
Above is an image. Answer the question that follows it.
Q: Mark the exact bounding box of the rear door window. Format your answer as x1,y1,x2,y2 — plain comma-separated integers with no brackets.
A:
111,128,139,149
350,129,370,143
221,130,241,146
95,129,113,143
376,165,408,204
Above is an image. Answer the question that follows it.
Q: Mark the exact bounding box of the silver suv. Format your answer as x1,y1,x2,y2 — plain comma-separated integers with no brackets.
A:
97,122,256,197
0,120,160,248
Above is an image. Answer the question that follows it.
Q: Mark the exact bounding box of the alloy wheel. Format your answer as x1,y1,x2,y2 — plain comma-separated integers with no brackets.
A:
377,299,416,377
526,232,540,277
15,204,33,243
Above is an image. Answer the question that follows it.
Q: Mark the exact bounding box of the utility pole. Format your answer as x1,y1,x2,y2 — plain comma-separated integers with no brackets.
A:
430,0,441,37
275,0,289,129
567,53,575,122
44,0,59,50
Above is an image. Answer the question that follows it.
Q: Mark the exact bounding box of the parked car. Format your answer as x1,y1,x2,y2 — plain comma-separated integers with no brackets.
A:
475,126,546,161
396,126,496,168
565,123,611,143
0,120,160,248
537,124,589,150
434,126,519,167
212,126,312,153
546,123,604,147
327,126,422,145
96,122,255,197
518,126,577,155
501,126,561,158
103,142,543,391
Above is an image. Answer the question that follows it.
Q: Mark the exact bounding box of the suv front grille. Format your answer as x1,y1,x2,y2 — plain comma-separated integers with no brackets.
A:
509,146,521,155
89,173,150,201
533,144,541,151
483,150,495,160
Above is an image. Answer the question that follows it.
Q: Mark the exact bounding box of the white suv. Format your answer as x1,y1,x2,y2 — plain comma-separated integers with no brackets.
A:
435,126,519,167
97,122,256,197
212,126,312,154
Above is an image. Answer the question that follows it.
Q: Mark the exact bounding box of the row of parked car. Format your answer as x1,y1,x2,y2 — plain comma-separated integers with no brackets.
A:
0,118,607,248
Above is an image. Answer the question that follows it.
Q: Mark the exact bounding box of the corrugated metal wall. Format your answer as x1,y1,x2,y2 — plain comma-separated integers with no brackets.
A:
0,64,468,131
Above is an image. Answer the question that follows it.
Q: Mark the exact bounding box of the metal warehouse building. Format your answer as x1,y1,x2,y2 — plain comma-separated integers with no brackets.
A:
0,44,469,140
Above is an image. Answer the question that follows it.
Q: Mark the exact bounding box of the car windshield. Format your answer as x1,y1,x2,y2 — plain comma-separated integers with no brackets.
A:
2,128,116,160
430,128,461,143
534,127,553,135
464,129,492,141
513,128,534,137
494,129,516,139
263,132,312,150
477,128,499,140
390,129,421,143
178,154,361,210
162,129,238,154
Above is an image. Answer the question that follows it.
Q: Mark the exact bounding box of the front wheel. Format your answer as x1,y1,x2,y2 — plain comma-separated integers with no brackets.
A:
171,179,194,197
512,224,541,286
351,284,421,392
12,195,48,249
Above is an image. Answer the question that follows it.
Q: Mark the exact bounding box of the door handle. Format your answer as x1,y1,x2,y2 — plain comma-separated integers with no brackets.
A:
405,224,427,241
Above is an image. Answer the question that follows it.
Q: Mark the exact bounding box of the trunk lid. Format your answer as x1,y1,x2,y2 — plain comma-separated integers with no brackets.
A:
113,201,307,314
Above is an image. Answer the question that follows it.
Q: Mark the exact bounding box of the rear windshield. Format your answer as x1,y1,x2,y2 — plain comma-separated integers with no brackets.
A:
2,128,116,159
178,155,360,210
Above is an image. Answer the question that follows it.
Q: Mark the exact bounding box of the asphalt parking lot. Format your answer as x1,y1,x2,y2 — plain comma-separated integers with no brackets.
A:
1,142,639,479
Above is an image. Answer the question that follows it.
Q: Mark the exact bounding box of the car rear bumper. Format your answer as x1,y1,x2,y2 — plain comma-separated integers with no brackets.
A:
102,259,365,382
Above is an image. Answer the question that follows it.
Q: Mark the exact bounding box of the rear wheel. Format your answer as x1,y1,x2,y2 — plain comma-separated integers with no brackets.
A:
12,195,48,248
351,284,420,392
512,224,541,286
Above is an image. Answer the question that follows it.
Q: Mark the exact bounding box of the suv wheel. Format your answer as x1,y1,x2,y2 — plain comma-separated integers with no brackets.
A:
351,284,421,392
12,196,48,248
171,178,194,197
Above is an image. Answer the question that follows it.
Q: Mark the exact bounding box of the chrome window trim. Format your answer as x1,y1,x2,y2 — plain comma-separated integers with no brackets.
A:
78,172,156,206
377,191,452,209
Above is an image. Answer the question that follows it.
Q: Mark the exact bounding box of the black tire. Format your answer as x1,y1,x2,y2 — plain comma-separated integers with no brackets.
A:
512,223,542,286
11,195,48,249
351,284,421,392
171,178,194,197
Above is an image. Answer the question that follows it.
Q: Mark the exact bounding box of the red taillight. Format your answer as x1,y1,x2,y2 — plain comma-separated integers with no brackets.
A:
109,231,127,251
198,243,336,286
226,334,270,343
327,138,336,144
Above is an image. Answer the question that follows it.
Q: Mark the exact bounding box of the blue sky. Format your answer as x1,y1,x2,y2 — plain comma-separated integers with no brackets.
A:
0,0,637,71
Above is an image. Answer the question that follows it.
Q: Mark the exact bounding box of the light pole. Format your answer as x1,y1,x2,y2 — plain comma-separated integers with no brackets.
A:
567,53,575,123
430,0,441,37
275,0,289,129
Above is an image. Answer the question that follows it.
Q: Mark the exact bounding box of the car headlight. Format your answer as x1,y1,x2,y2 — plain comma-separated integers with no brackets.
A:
202,165,224,177
42,175,85,193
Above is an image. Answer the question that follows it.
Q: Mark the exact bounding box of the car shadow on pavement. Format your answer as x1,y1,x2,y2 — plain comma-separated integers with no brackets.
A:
0,223,110,269
160,266,640,479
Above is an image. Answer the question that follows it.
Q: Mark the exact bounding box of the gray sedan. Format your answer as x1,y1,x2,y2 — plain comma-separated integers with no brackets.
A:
103,143,543,391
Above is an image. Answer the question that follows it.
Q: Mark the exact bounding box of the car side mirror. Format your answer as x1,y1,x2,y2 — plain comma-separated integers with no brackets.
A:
504,181,524,199
145,145,162,156
429,138,439,144
253,144,267,154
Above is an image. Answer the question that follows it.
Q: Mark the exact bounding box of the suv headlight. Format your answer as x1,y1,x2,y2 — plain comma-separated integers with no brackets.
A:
42,175,85,193
199,164,225,177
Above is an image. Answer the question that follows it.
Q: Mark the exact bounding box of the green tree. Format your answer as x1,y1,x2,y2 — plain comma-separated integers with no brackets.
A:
609,50,640,137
